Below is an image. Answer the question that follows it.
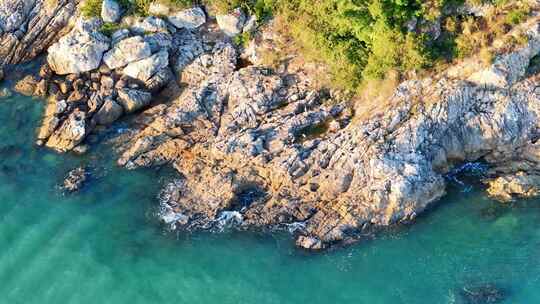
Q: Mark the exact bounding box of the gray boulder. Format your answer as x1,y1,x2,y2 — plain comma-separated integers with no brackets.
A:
123,50,169,82
168,7,206,29
117,88,152,113
216,8,246,37
47,18,110,75
101,0,122,23
103,36,152,69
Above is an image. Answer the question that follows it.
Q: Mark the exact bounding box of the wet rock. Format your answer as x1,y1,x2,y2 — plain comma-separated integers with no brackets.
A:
72,144,90,154
296,236,325,250
62,167,88,192
101,0,122,23
103,36,152,69
14,75,39,96
216,8,246,37
0,88,12,99
168,7,206,29
117,88,151,113
486,172,540,202
94,98,124,125
46,109,89,152
47,18,110,75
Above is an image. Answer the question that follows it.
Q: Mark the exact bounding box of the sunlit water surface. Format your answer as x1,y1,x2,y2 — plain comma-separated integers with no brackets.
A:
1,81,540,304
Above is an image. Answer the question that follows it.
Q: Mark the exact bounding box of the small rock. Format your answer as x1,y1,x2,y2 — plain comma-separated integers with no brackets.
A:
62,167,88,192
144,32,173,53
95,98,124,124
123,50,169,82
296,236,325,250
216,8,246,37
72,144,90,154
14,75,39,96
101,0,122,23
149,2,170,16
39,64,54,79
103,36,152,69
111,29,130,44
242,15,257,33
34,79,48,97
131,16,169,34
117,88,152,113
168,7,206,29
0,88,12,99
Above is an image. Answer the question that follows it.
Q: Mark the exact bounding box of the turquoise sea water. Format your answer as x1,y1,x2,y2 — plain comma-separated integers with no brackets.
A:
2,82,540,304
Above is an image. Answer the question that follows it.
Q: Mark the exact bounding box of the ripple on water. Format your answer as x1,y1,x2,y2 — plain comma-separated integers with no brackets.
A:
3,83,540,303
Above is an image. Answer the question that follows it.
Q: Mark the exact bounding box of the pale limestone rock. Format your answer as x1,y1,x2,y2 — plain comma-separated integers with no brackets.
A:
47,18,110,75
123,50,169,82
168,7,206,29
101,0,122,23
103,36,152,69
216,8,246,37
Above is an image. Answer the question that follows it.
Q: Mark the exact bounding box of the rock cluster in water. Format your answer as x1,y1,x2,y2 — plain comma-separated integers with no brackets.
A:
7,1,540,249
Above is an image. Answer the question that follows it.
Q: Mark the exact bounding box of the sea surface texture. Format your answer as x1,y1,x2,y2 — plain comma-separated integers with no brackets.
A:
1,83,540,304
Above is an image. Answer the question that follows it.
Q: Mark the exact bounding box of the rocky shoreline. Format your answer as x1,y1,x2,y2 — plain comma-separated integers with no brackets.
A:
3,0,540,250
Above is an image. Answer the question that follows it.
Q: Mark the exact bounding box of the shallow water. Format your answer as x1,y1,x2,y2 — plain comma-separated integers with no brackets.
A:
2,84,540,304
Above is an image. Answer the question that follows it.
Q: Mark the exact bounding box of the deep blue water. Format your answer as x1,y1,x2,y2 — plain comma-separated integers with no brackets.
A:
1,81,540,303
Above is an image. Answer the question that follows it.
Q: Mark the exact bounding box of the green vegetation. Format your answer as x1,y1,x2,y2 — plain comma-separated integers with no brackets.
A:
81,0,533,92
99,22,126,36
81,0,103,18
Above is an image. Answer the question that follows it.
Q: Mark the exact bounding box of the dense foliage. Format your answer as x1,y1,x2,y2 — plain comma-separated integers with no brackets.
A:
81,0,532,91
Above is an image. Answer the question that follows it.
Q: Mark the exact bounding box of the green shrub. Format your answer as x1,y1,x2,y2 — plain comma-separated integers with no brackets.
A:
505,5,529,25
100,22,126,36
81,0,103,18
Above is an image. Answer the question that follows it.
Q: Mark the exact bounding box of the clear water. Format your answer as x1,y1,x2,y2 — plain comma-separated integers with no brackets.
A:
2,82,540,304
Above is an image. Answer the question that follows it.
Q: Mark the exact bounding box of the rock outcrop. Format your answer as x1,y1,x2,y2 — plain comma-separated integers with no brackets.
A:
112,16,540,249
0,0,79,69
18,3,540,249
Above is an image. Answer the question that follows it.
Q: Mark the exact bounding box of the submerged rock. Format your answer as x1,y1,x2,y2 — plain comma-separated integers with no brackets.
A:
460,284,506,304
62,167,88,192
